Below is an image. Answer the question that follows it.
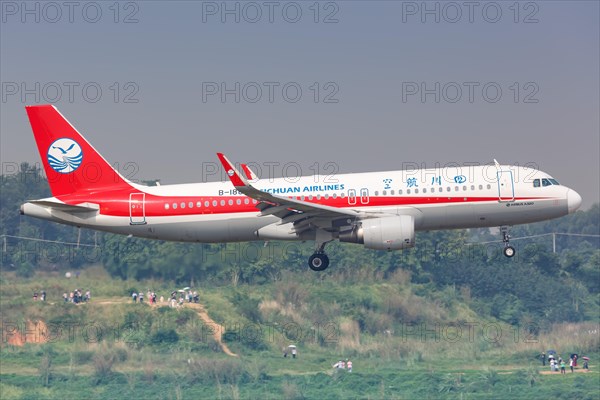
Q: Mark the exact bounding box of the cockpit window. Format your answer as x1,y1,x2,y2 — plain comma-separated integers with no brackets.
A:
533,179,540,188
549,179,560,185
542,178,551,187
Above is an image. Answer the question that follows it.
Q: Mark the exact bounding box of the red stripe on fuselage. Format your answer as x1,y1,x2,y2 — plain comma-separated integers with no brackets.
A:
56,190,551,218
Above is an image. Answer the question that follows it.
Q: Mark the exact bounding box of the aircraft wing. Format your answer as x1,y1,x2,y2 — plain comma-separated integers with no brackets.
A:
217,153,360,232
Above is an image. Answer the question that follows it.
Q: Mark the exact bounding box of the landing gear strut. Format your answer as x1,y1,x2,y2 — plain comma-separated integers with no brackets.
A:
308,241,330,271
501,226,515,258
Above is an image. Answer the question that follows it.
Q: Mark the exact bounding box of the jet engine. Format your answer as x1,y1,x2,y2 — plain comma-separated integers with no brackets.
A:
339,215,415,251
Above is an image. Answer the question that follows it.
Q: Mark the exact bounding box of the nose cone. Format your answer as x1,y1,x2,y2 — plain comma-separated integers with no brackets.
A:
567,189,582,214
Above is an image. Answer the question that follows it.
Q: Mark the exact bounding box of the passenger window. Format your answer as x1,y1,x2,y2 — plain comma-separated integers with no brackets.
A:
205,201,210,207
533,179,540,188
212,200,217,207
164,203,169,210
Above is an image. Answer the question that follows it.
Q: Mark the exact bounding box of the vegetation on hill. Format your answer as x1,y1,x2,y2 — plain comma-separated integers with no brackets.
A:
1,165,598,399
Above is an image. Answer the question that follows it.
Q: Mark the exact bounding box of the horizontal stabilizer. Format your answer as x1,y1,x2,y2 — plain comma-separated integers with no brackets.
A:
28,200,100,214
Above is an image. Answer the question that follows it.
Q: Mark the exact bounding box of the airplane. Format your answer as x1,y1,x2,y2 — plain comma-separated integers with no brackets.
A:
20,105,582,271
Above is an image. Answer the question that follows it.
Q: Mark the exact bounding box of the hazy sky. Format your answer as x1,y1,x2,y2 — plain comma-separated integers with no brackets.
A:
1,1,598,208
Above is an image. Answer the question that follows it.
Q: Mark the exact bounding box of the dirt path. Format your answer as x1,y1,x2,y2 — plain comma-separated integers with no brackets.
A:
185,303,238,357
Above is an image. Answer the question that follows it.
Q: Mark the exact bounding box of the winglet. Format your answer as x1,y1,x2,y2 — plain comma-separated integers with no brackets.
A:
216,153,248,187
241,163,259,181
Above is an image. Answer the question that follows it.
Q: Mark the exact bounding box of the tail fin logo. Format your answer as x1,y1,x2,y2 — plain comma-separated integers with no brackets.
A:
47,138,83,174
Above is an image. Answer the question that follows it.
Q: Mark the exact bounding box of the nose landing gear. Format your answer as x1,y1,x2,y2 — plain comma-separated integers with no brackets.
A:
501,226,515,258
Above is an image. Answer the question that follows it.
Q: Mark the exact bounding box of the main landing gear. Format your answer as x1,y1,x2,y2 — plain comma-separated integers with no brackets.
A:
501,226,515,258
308,242,330,271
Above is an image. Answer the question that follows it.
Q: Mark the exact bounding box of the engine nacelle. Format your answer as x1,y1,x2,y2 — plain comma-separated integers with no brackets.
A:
339,215,415,251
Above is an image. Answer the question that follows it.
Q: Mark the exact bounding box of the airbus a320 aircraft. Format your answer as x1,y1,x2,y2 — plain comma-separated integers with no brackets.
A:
20,105,582,271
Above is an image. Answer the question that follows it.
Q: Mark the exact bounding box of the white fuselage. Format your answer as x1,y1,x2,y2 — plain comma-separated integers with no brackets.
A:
22,165,580,243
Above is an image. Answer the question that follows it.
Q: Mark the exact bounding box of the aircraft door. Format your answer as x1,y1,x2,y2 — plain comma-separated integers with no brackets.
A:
348,189,356,205
497,170,515,202
129,193,147,225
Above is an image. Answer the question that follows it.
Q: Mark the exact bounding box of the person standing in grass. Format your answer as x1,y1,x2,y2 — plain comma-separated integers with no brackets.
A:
541,352,546,366
570,357,574,373
560,360,566,374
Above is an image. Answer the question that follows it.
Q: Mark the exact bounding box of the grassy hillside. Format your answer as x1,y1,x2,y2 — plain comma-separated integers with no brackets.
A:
1,266,598,399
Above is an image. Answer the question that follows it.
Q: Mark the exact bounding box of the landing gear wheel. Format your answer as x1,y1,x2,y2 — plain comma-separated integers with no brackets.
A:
503,245,516,258
308,253,330,271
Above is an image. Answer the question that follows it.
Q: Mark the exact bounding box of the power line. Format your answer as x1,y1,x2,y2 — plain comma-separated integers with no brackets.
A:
1,234,98,249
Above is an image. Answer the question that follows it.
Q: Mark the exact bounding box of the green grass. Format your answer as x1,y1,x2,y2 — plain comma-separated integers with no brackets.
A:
1,267,599,399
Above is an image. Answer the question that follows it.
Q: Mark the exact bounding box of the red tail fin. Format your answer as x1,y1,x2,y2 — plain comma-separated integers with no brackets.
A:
25,105,132,197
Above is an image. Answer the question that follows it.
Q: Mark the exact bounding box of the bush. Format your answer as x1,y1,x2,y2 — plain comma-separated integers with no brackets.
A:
72,350,94,364
16,261,35,278
186,358,249,385
92,351,115,384
150,328,179,345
